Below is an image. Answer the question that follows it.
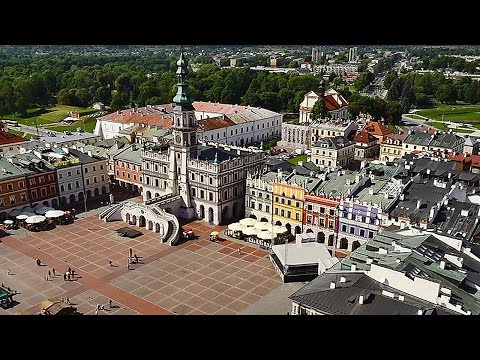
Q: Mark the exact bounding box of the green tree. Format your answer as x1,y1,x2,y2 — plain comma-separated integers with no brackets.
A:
383,70,397,90
437,84,457,104
310,97,328,121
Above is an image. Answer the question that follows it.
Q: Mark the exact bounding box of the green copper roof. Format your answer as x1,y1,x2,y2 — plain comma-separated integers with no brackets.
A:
173,50,194,105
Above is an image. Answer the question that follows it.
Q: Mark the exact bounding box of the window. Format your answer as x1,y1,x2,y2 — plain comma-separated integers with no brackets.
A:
84,168,88,173
342,225,347,232
209,178,213,185
281,210,285,217
101,175,105,182
67,183,72,190
275,208,278,215
252,190,256,196
296,202,299,208
251,201,256,209
329,221,334,229
329,209,335,216
295,213,300,221
31,190,37,199
20,193,27,201
67,171,72,177
287,211,291,218
224,191,228,200
191,173,195,181
307,204,312,211
86,179,90,186
200,190,204,199
192,188,196,197
287,200,291,206
100,165,104,170
281,198,285,204
41,188,47,197
320,207,325,214
60,185,65,192
39,177,45,184
258,203,263,211
9,195,15,204
200,175,204,183
59,173,63,179
320,219,325,227
266,205,270,213
362,216,366,223
7,184,13,191
368,231,374,238
50,185,55,194
76,181,80,189
275,197,279,202
209,192,213,201
350,227,355,234
19,181,24,188
93,166,96,171
351,214,356,221
258,193,262,198
360,229,365,237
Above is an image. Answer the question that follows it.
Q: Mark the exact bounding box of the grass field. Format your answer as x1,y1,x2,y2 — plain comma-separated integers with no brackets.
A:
288,154,307,165
8,129,32,140
44,116,97,133
417,104,480,123
4,105,97,126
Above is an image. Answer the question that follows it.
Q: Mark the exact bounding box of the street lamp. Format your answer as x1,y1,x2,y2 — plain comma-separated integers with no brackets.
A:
83,192,88,219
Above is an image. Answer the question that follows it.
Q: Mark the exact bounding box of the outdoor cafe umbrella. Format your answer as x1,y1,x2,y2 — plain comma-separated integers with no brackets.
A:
35,206,53,215
239,218,258,227
242,227,259,236
228,223,245,232
257,231,276,241
17,212,36,220
3,220,13,225
45,210,65,219
273,225,288,234
254,222,273,232
25,215,46,224
210,231,220,237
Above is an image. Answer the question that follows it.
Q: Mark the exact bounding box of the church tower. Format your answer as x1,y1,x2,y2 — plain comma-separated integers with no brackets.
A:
169,50,196,216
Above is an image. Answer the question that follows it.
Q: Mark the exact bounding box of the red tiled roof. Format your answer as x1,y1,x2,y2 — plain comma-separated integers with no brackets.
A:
361,121,393,137
198,115,236,131
448,153,466,162
0,131,28,145
353,131,377,143
449,153,480,168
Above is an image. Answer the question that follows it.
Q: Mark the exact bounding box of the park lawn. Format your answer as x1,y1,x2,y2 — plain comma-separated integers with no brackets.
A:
8,129,32,139
417,104,480,123
288,154,307,165
44,116,97,133
4,105,97,126
427,121,474,134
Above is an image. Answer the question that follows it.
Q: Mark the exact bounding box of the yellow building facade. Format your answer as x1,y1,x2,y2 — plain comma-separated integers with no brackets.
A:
272,181,305,234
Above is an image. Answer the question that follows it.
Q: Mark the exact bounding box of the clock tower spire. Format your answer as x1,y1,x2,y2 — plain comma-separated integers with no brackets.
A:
169,49,197,212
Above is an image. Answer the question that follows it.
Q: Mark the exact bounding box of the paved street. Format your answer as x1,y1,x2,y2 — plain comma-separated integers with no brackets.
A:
0,211,289,315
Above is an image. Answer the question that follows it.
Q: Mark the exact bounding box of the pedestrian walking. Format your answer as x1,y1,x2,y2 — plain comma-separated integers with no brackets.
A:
44,275,47,281
6,269,10,275
67,273,70,281
95,309,98,315
68,267,72,273
48,270,51,278
66,297,70,304
237,248,241,255
52,268,56,276
109,299,112,308
108,260,113,267
63,273,66,281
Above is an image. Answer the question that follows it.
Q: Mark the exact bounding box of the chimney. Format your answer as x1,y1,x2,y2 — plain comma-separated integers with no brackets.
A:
87,150,92,157
131,144,136,151
448,172,452,179
297,160,303,167
340,276,346,283
359,291,370,305
416,199,421,209
461,209,469,217
329,281,336,289
440,260,445,269
399,194,405,201
417,309,423,315
426,169,430,175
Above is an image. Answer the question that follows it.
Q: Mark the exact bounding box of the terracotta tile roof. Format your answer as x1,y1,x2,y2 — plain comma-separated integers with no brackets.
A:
198,116,236,131
0,131,28,145
323,94,346,111
361,121,393,137
99,107,173,129
353,131,377,143
193,101,246,114
449,153,480,168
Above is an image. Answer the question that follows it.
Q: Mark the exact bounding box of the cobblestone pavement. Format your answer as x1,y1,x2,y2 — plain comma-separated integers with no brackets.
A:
0,211,285,315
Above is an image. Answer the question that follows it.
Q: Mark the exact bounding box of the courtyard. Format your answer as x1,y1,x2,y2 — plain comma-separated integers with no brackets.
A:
0,210,284,315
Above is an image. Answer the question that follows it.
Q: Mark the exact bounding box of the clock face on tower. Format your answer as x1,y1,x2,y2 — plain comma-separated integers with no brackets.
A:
176,134,181,144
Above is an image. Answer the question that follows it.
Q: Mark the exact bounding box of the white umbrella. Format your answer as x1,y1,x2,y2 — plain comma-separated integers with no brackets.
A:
17,212,35,220
242,227,259,236
257,231,276,241
25,215,46,224
228,223,245,232
254,222,273,232
273,225,288,234
3,220,13,225
239,218,258,227
35,206,53,215
45,210,65,219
